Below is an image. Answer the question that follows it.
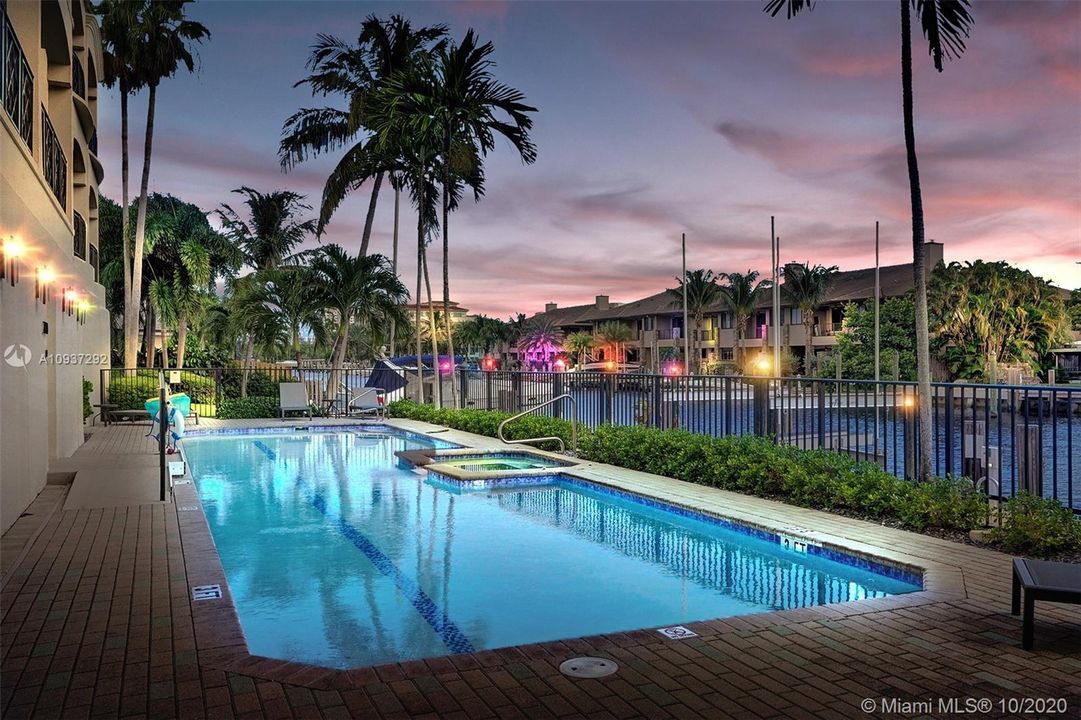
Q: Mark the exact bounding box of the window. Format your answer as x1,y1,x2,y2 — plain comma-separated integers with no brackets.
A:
720,312,732,329
42,107,67,208
720,348,734,361
73,212,86,259
89,245,99,282
790,307,802,325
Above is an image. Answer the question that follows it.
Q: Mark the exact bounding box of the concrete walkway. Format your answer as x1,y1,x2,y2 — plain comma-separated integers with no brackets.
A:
1,418,1077,719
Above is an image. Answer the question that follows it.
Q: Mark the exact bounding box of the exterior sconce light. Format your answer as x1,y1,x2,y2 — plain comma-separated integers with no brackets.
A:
2,236,24,285
37,266,56,304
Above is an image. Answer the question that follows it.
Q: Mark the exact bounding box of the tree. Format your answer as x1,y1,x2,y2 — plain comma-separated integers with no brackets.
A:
667,269,723,374
929,261,1070,381
454,315,509,357
253,267,329,368
124,0,210,368
1067,289,1081,332
280,15,447,255
517,318,561,367
372,30,538,406
766,0,974,480
720,270,769,371
563,331,596,369
310,246,408,396
830,297,918,381
781,262,838,374
95,0,147,367
595,321,634,365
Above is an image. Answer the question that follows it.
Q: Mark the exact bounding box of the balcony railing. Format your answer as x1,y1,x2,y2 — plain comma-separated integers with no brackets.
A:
74,212,86,260
42,106,67,208
657,328,682,340
88,130,97,155
89,245,100,282
72,52,85,99
1,5,34,149
695,329,717,342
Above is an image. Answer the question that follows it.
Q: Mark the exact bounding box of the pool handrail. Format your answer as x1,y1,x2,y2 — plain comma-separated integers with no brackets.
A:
498,393,578,453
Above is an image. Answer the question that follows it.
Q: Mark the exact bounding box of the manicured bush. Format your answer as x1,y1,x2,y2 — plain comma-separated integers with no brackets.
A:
218,396,282,419
990,493,1081,556
107,370,216,408
388,400,581,452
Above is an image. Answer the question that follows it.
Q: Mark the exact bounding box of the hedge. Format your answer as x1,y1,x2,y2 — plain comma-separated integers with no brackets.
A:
218,396,282,419
107,371,216,409
387,400,580,452
990,493,1081,556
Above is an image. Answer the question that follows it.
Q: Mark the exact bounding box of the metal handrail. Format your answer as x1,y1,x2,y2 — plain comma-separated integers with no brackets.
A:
497,393,578,453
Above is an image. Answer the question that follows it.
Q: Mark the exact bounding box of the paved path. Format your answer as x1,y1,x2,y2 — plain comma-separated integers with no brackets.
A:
1,419,1077,719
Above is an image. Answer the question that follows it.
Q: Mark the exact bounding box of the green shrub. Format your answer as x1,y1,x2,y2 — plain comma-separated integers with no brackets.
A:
388,400,580,452
218,396,283,419
82,379,94,419
107,370,216,408
990,493,1081,556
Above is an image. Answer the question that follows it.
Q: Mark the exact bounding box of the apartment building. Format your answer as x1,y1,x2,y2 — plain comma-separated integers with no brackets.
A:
1,0,109,532
524,242,945,371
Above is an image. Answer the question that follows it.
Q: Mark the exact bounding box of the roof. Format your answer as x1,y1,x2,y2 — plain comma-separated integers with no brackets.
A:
579,291,679,322
402,300,470,314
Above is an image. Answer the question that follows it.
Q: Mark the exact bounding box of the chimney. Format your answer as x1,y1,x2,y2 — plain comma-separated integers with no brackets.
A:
924,240,944,273
544,302,558,313
595,295,609,311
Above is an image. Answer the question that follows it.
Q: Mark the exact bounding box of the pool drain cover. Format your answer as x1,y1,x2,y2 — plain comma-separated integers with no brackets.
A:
559,657,617,678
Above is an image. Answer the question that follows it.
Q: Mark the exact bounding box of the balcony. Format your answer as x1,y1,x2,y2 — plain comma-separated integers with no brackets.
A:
72,52,85,99
694,328,717,342
74,212,86,260
42,106,67,209
1,6,34,149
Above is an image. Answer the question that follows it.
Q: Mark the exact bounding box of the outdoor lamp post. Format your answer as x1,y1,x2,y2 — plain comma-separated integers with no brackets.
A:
901,392,918,480
752,354,772,437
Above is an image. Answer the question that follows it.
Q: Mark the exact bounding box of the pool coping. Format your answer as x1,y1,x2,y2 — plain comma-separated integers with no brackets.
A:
174,419,968,690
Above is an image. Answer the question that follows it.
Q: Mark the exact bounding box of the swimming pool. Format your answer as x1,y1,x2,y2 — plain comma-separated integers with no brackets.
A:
184,428,922,669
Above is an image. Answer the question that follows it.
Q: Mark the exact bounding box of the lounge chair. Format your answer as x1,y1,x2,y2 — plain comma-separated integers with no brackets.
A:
1011,558,1081,650
279,382,312,420
344,387,387,418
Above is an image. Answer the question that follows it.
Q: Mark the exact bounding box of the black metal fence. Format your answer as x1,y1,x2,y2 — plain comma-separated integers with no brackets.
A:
454,370,1080,512
101,365,374,419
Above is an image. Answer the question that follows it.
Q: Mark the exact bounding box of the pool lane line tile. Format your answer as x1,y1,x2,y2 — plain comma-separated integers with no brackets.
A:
298,477,476,656
253,441,277,460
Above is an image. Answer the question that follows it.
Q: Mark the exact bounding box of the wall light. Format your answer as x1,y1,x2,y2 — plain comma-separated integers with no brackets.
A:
64,288,78,316
754,355,771,376
2,236,24,285
77,298,90,324
36,266,56,304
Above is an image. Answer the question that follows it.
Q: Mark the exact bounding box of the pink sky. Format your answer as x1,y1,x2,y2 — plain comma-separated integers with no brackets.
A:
97,1,1081,317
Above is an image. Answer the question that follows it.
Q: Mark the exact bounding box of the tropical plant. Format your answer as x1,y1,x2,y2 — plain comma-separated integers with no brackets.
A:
119,0,210,368
781,262,838,374
371,29,538,406
251,267,330,368
217,188,317,271
226,275,288,396
454,315,509,356
929,261,1070,381
830,297,918,381
766,0,974,479
720,270,769,371
667,269,723,374
280,15,447,255
310,245,408,395
563,331,596,368
594,321,634,365
517,318,561,365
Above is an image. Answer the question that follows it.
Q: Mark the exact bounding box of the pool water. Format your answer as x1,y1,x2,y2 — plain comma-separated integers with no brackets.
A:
184,430,922,669
435,454,565,472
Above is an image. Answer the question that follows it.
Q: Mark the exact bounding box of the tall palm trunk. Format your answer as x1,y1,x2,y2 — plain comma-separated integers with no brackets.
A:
293,327,303,369
143,301,154,367
240,336,254,398
422,247,442,409
415,228,425,404
803,307,814,375
901,0,934,481
359,172,384,256
441,133,459,409
131,83,158,371
329,317,349,401
389,183,400,354
120,80,136,368
176,308,188,369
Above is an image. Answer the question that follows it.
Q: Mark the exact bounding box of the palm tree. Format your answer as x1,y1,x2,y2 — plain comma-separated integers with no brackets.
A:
217,187,316,393
781,262,838,375
517,318,561,367
721,271,769,371
95,0,147,367
125,0,210,368
311,245,408,397
563,331,595,369
595,321,634,365
372,30,538,406
765,0,974,478
254,267,329,368
667,269,723,374
280,16,447,255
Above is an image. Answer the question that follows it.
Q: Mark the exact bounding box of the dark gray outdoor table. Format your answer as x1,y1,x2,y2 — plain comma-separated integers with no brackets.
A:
1011,558,1081,650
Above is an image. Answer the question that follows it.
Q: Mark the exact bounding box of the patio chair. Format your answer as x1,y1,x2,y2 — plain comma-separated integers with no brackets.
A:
343,386,388,418
1011,558,1081,650
279,382,312,420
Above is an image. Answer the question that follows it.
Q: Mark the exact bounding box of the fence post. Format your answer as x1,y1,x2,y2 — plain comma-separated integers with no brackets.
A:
158,382,167,502
1016,423,1042,496
553,373,564,419
944,384,954,477
458,367,469,407
816,381,826,449
723,376,732,436
99,367,106,409
511,372,522,412
652,375,663,428
485,371,493,410
606,374,615,424
752,377,769,437
214,368,222,418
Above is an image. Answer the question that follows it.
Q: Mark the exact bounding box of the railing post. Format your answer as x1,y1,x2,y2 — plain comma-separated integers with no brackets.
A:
553,373,564,419
944,384,955,477
724,376,733,436
816,381,826,449
458,366,469,407
485,370,493,410
214,368,222,418
158,381,167,502
652,374,663,428
606,374,615,424
752,377,769,437
511,371,522,412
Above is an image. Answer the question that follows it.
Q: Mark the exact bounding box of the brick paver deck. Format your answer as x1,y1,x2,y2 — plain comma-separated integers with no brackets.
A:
1,419,1078,719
